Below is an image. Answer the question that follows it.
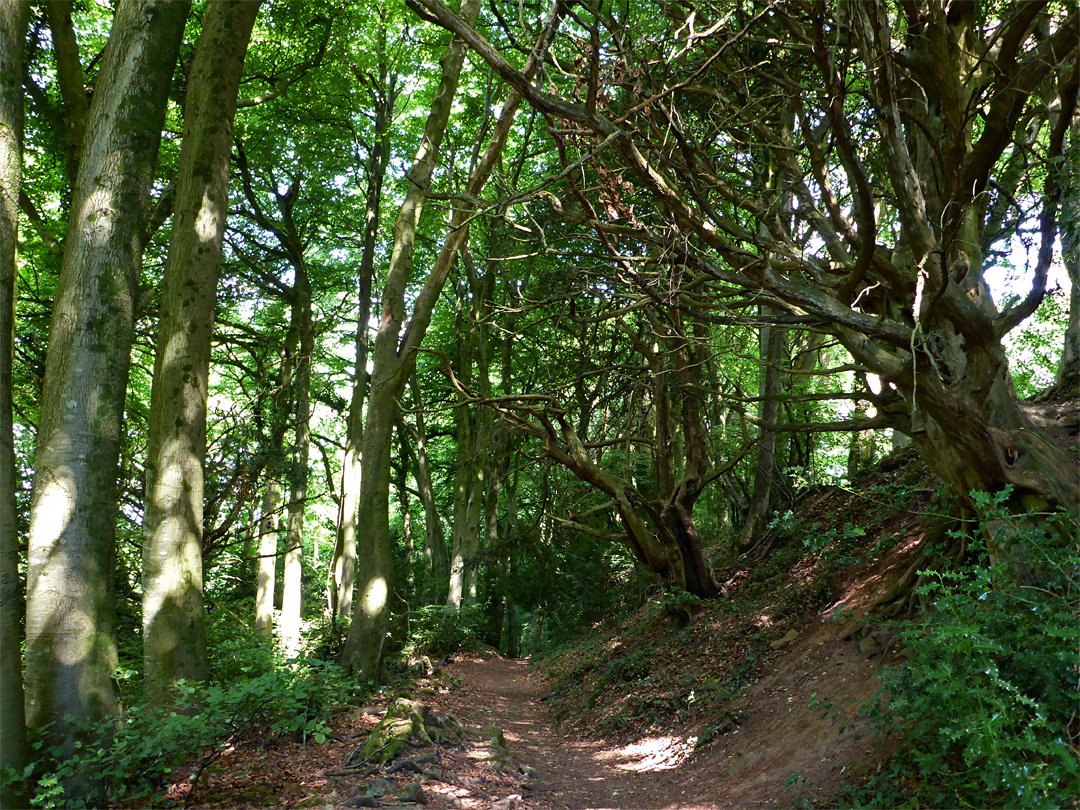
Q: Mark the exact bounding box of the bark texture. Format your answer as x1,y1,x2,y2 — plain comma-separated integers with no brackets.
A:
0,0,30,796
280,273,312,653
328,60,395,622
142,0,260,698
25,0,189,758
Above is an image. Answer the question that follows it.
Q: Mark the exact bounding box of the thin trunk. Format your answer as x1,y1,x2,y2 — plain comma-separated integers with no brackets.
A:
43,1,89,183
24,0,189,767
340,0,488,679
395,434,415,592
502,471,519,658
448,243,496,609
142,0,259,699
0,0,30,797
341,0,559,678
846,399,875,479
328,57,396,622
738,312,786,550
448,385,485,607
404,373,449,603
1058,119,1078,384
255,475,282,636
255,338,293,636
280,274,312,654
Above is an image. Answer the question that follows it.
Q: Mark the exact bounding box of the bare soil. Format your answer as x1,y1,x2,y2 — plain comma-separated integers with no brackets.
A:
174,452,942,810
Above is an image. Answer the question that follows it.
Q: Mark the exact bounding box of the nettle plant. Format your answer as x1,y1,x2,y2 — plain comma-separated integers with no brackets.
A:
865,489,1079,809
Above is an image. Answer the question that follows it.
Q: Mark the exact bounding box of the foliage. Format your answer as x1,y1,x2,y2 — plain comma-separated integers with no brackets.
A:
403,604,487,658
1,635,358,808
854,492,1079,809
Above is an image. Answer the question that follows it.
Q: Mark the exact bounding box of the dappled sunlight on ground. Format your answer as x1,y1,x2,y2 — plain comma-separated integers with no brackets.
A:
592,734,696,772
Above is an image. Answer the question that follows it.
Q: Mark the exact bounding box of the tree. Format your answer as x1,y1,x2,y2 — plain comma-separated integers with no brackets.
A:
415,0,1079,534
0,0,30,797
24,0,189,762
142,0,261,700
340,0,562,679
327,25,399,622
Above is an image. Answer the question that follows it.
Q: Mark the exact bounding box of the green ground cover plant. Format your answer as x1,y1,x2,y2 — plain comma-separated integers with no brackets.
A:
847,491,1079,809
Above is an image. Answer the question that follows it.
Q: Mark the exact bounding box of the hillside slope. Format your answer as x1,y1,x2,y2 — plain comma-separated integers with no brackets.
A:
539,447,944,806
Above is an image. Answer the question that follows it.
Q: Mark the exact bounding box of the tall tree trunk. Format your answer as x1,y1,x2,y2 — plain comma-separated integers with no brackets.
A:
0,0,30,798
234,144,314,646
340,0,556,679
448,241,497,609
846,398,876,479
501,471,520,658
280,274,312,654
142,0,260,699
43,1,89,184
447,312,486,608
255,474,283,635
328,58,396,622
341,0,481,678
406,372,449,604
1058,119,1078,385
24,0,189,765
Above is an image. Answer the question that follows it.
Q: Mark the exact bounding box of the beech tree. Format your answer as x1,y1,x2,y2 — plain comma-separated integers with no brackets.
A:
0,0,30,795
142,0,260,700
24,0,189,760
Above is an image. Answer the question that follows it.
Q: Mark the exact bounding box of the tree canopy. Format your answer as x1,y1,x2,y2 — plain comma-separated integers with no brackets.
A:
1,0,1076,804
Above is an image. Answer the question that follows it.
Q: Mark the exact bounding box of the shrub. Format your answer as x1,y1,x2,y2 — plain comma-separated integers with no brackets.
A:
404,603,486,658
3,638,359,808
859,491,1078,809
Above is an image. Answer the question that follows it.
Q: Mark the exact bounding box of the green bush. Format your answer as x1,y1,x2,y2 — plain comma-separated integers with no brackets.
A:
2,640,358,808
859,491,1079,809
404,603,486,658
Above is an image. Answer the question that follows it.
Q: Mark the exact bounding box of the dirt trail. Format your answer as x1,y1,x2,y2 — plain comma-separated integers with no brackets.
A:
432,654,699,810
428,613,889,810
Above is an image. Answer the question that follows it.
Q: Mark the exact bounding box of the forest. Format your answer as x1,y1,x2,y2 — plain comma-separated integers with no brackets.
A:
0,0,1077,807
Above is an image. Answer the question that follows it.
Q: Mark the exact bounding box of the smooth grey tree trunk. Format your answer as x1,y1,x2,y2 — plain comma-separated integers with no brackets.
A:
24,0,189,764
340,0,554,679
280,276,312,654
142,0,260,700
0,0,30,799
255,476,282,635
328,62,395,622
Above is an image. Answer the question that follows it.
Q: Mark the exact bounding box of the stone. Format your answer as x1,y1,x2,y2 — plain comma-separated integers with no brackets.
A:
490,795,523,810
859,633,884,656
770,629,800,650
398,782,427,804
343,797,379,809
365,778,395,797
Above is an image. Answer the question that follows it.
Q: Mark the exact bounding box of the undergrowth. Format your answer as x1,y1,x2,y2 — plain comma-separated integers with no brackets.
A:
1,618,361,809
834,491,1079,809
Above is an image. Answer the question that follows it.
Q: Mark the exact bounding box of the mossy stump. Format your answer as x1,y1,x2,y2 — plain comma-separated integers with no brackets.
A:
361,698,461,765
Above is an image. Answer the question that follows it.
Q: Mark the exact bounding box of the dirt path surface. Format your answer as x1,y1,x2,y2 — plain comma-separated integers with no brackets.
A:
430,654,698,810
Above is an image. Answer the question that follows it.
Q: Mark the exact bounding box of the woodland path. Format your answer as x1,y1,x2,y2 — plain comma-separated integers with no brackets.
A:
428,654,733,810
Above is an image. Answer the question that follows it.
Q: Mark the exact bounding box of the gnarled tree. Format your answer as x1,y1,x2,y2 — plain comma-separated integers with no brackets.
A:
416,0,1079,536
